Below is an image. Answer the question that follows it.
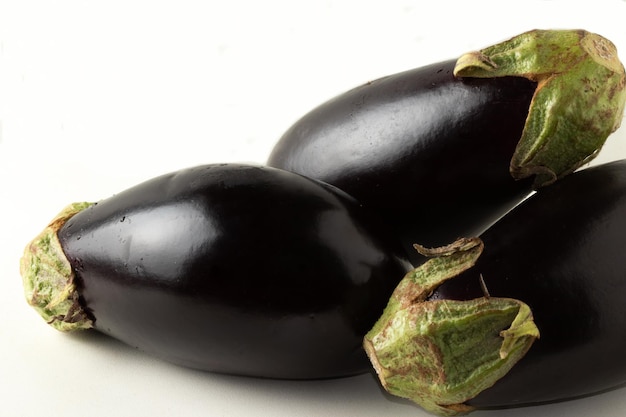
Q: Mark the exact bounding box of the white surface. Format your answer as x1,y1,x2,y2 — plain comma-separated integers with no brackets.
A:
2,1,626,416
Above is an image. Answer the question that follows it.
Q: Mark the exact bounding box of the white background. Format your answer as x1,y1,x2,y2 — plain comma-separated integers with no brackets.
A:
2,1,626,416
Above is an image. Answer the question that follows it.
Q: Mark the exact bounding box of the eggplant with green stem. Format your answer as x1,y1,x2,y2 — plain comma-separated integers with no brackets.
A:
20,163,411,379
364,160,626,415
268,29,626,264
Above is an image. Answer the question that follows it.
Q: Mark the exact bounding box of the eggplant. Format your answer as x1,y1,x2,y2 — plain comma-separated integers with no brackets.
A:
364,159,626,415
268,29,626,264
20,163,412,379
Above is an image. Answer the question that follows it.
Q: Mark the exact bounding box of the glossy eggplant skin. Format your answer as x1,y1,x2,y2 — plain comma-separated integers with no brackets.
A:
428,160,626,408
57,164,411,379
268,60,537,264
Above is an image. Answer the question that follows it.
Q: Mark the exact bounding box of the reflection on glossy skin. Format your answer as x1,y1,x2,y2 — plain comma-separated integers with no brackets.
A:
268,60,537,264
58,164,411,379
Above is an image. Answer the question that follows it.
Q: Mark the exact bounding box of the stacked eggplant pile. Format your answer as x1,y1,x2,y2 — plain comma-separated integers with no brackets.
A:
20,29,626,415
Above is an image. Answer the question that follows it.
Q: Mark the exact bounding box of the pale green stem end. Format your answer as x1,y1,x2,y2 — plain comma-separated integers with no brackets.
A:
364,238,539,416
20,202,95,332
454,29,626,187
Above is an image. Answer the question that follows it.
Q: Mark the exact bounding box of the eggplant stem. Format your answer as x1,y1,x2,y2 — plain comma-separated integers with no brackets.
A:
20,202,95,332
364,238,539,416
454,29,626,188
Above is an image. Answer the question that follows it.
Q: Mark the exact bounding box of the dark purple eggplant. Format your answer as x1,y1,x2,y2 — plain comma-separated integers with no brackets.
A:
20,163,411,379
364,159,626,415
268,29,626,264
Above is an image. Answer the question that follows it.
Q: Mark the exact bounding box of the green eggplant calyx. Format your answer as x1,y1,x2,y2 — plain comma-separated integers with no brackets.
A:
364,238,539,416
454,29,626,188
20,202,95,332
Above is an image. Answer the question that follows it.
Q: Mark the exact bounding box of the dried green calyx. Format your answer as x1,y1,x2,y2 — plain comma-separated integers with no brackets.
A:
455,29,626,187
364,238,539,416
20,202,95,332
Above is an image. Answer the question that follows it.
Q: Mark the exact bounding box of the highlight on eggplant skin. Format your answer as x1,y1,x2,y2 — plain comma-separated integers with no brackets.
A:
268,29,626,265
20,163,412,380
268,59,535,265
364,160,626,415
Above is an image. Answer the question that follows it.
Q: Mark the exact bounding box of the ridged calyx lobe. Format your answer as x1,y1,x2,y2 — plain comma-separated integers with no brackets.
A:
20,202,94,332
364,238,539,416
455,29,626,187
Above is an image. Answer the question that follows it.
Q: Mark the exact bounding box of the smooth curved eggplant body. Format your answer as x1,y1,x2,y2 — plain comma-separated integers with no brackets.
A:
431,160,626,408
268,59,537,263
365,160,626,414
268,30,626,266
21,164,411,379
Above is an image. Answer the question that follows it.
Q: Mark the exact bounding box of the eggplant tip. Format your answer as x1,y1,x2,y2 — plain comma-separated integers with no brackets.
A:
20,202,94,332
364,240,539,416
454,29,626,189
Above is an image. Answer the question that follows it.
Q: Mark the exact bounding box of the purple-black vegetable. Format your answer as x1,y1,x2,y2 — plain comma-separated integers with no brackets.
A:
365,160,626,415
268,29,626,265
21,164,411,379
